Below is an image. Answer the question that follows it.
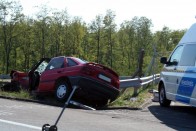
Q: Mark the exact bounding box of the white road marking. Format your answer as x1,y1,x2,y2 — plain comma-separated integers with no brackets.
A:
0,119,41,130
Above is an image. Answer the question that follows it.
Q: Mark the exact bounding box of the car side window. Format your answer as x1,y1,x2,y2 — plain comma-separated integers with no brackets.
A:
67,58,78,67
168,45,183,66
179,44,196,66
45,57,64,70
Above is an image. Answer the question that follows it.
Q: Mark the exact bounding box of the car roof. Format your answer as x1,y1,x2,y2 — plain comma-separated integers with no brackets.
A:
55,56,76,58
51,56,86,64
178,23,196,45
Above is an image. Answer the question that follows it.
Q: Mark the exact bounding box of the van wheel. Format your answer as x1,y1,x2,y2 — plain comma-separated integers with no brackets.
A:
55,81,71,101
159,84,171,107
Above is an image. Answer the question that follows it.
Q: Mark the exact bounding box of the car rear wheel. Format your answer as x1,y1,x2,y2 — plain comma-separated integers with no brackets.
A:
55,81,71,101
159,84,171,107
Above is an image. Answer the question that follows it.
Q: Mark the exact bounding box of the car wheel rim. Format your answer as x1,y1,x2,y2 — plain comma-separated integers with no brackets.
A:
57,84,67,98
160,88,165,103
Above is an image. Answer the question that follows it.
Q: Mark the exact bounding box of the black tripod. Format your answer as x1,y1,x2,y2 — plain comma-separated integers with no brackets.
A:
42,86,78,131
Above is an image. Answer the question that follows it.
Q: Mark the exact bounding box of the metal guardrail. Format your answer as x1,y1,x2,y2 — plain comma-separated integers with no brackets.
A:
120,74,160,89
119,77,141,88
119,76,133,80
0,74,10,79
0,75,11,86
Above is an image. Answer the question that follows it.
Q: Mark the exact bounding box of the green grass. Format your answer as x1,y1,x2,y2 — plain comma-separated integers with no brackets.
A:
0,84,158,108
0,90,34,100
109,85,157,108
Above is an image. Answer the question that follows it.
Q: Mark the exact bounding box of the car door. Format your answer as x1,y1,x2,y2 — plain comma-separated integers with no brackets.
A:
64,58,82,75
38,57,65,92
28,58,50,90
163,45,183,100
177,44,196,106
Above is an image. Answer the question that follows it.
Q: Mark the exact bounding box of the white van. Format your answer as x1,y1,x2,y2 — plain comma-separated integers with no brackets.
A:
159,23,196,107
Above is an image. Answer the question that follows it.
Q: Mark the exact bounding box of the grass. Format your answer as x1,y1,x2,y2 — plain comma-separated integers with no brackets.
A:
0,90,34,100
0,84,158,108
109,85,157,108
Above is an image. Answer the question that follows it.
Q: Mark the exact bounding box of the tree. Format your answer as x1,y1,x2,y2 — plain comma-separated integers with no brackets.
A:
0,0,23,73
103,10,116,68
18,17,34,71
118,20,136,74
50,9,67,56
0,0,186,76
89,15,104,63
34,5,51,58
69,17,85,57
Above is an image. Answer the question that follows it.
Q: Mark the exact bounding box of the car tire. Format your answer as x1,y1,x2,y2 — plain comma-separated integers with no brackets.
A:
55,81,71,101
159,84,171,107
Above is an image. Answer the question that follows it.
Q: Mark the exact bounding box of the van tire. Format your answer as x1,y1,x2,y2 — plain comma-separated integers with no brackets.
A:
159,84,171,107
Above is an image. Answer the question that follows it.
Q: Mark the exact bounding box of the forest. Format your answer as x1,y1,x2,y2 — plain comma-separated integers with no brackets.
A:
0,0,186,76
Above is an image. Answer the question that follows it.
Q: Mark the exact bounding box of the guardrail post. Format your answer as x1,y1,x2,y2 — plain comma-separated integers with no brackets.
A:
133,49,144,96
120,49,145,95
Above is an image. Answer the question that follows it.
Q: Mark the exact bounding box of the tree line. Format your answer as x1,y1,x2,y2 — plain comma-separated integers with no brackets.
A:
0,0,186,75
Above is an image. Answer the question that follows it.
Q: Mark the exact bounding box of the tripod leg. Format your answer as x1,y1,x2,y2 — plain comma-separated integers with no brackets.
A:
49,125,58,131
54,86,78,126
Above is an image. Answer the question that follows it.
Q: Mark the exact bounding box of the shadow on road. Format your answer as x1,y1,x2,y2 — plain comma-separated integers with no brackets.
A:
148,104,196,131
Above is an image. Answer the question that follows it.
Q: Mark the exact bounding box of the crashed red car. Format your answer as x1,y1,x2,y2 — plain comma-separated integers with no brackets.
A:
7,56,120,106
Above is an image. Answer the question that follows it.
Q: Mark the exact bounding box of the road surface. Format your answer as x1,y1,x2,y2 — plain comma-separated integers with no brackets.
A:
0,98,195,131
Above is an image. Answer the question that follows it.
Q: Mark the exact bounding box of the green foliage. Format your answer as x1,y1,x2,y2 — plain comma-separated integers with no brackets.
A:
0,90,33,99
109,87,153,108
0,0,186,76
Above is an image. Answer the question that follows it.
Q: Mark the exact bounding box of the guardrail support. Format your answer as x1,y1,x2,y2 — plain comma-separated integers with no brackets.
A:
120,49,145,96
120,74,160,96
133,49,144,96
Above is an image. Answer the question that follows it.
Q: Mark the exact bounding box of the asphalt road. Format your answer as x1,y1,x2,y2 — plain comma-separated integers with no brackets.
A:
0,98,195,131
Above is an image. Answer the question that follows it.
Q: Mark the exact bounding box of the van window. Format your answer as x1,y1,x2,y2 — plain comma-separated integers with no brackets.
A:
168,45,183,66
179,44,196,66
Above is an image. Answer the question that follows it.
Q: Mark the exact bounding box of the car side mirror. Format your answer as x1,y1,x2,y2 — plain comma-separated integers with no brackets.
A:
171,60,178,66
160,57,168,64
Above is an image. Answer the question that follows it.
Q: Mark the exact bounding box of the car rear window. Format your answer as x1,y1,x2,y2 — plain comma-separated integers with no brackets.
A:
74,58,87,64
67,58,78,67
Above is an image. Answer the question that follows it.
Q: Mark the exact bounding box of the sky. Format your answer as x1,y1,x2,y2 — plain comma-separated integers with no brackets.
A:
19,0,196,31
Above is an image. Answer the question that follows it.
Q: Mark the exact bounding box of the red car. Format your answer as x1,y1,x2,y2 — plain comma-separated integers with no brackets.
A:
7,56,120,106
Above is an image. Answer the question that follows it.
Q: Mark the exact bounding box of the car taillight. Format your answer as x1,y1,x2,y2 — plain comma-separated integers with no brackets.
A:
12,72,18,81
112,79,120,89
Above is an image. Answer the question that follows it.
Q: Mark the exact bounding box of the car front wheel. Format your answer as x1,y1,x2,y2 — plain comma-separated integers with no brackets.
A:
159,84,171,107
55,81,71,101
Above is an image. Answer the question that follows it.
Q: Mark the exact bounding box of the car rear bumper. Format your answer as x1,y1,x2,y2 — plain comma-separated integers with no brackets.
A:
68,76,120,102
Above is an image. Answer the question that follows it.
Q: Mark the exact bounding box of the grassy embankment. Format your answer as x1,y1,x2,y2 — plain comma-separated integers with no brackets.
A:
109,86,156,108
0,90,33,99
0,80,34,100
0,83,157,108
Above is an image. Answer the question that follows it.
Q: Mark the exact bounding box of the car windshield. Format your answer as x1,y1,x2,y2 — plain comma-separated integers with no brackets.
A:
35,61,49,74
